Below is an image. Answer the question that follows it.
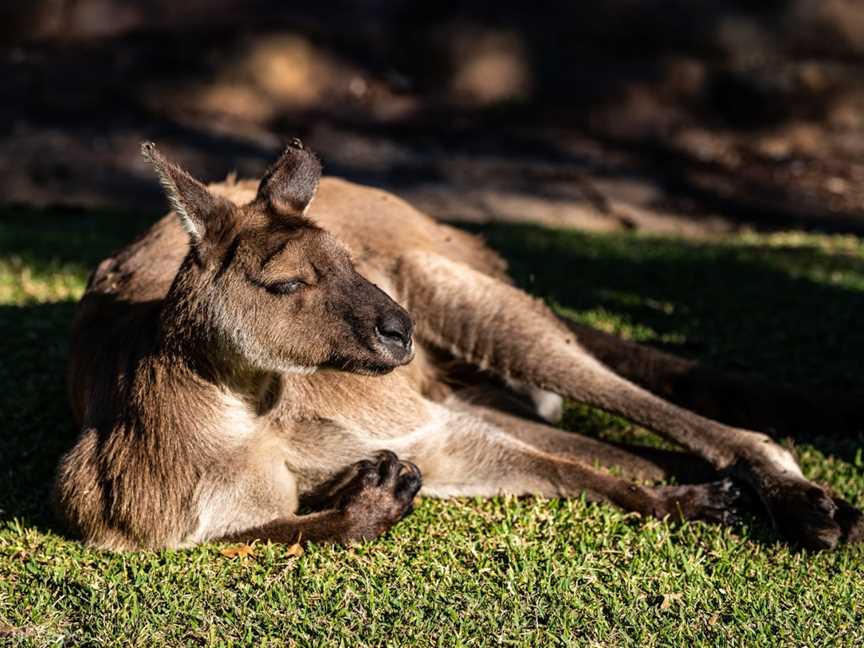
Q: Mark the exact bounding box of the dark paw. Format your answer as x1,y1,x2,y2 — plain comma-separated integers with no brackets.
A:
657,478,742,525
335,450,422,540
832,495,864,545
761,480,843,550
762,481,864,550
729,454,861,550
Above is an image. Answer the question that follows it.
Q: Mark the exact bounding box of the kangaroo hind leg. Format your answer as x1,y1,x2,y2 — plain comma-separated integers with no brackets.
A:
396,251,863,549
389,406,741,526
447,386,716,485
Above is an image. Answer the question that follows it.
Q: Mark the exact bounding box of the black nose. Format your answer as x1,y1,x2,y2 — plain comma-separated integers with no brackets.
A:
375,311,413,354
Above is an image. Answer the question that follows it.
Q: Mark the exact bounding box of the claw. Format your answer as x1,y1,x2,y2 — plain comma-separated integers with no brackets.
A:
395,462,423,501
374,450,400,482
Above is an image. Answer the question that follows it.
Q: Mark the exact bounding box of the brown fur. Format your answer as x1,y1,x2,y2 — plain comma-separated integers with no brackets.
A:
55,141,863,551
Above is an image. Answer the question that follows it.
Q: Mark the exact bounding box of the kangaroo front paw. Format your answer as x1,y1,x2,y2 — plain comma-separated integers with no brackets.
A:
334,450,422,541
656,478,742,524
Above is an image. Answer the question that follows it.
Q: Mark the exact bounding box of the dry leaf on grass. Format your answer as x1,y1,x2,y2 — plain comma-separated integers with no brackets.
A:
284,542,304,558
220,543,256,559
659,593,682,610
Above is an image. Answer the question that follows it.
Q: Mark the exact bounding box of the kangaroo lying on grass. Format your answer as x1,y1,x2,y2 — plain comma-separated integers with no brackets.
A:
56,140,863,551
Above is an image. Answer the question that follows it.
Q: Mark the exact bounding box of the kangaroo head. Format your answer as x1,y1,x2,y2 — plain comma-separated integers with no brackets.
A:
142,140,414,375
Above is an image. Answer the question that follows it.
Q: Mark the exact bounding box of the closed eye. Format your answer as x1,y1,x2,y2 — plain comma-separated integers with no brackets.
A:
245,271,309,295
267,279,305,295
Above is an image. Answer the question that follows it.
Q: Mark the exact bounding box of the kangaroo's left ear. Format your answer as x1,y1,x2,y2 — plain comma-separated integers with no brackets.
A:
256,138,322,217
141,142,234,246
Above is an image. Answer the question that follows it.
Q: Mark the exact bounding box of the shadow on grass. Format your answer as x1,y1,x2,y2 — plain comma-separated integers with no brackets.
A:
0,300,78,531
472,223,864,386
0,206,157,530
0,205,156,270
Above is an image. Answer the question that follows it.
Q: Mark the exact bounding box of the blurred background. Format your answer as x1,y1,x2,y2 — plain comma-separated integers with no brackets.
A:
3,0,864,236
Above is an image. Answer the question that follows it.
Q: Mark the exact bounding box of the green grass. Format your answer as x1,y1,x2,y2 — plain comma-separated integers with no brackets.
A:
1,206,863,646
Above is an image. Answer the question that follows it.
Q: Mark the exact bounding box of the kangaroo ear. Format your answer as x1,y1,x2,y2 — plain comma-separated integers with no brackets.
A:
256,138,322,217
141,142,231,244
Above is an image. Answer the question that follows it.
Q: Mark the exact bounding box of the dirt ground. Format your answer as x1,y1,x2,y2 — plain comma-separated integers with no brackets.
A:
3,0,864,237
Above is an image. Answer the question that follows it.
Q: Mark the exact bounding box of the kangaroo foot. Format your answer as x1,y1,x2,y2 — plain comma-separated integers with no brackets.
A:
832,493,864,545
752,475,863,550
759,477,840,549
729,442,863,550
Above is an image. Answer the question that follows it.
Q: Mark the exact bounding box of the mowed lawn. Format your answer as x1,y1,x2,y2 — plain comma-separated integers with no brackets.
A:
1,206,863,646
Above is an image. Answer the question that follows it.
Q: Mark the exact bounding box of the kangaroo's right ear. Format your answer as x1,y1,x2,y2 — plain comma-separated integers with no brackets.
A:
141,142,232,245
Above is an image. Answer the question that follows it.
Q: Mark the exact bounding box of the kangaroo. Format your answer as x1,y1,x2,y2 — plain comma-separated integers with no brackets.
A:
55,139,863,552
